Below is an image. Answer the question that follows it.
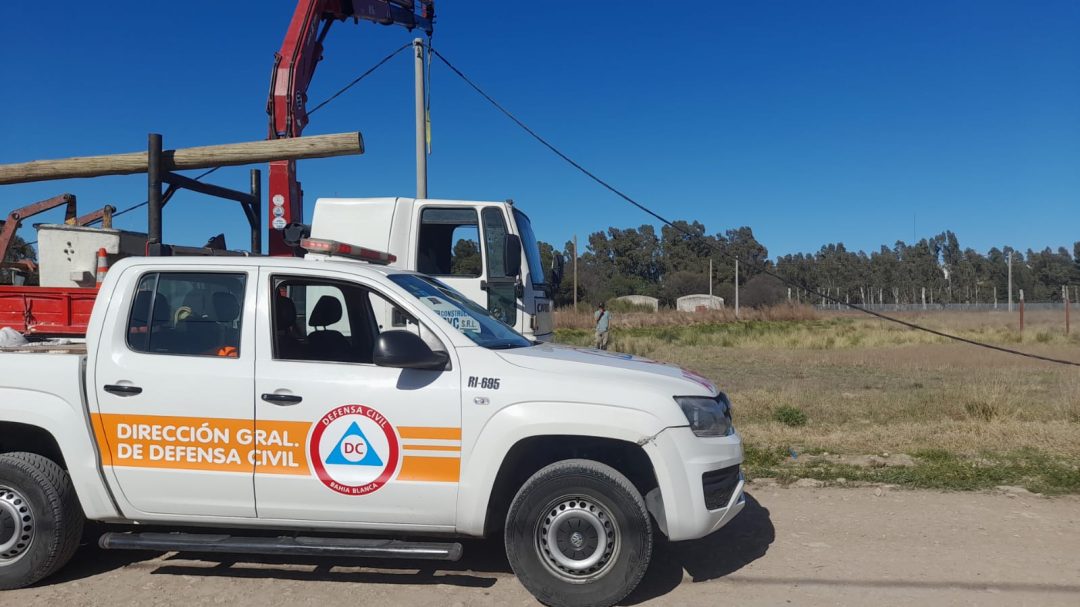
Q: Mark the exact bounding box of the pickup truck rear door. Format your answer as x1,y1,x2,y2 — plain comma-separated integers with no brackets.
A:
253,267,461,526
91,266,258,518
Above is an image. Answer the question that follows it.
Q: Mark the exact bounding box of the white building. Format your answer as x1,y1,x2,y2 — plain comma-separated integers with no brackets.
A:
676,294,724,312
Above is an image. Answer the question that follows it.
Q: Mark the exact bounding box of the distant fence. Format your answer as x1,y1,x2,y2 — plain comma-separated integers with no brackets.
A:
814,302,1076,313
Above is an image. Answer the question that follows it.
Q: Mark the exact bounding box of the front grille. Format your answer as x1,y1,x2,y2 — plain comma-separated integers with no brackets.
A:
702,465,741,510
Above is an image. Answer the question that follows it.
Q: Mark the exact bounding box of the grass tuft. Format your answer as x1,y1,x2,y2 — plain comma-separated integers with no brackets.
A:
773,405,808,427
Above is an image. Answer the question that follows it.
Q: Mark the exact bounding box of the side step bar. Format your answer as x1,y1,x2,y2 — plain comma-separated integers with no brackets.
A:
99,532,463,561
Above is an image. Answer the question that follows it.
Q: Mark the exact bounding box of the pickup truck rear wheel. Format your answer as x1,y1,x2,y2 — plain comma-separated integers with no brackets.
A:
0,453,84,590
505,459,652,607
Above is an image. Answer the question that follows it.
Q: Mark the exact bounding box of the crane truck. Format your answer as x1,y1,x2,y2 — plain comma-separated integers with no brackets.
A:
1,0,561,341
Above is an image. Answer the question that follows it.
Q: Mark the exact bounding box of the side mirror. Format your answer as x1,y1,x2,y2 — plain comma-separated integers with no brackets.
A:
503,234,522,278
373,330,449,371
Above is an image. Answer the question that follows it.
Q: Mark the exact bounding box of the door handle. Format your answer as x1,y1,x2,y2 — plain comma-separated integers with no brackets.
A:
104,384,143,396
261,393,303,406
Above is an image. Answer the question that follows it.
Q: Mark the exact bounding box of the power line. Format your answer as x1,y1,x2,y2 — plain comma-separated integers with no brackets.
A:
27,43,411,249
83,44,412,233
308,42,412,116
429,46,1080,368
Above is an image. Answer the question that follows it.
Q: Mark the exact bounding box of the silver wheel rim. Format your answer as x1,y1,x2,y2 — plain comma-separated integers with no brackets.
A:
535,496,619,582
0,485,35,566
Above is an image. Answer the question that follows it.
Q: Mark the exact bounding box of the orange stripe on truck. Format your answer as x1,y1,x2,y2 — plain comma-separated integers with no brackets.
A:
397,455,460,483
403,444,462,452
397,426,461,441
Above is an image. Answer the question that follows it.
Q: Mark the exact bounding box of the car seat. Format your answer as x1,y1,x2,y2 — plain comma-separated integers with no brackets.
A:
307,295,351,360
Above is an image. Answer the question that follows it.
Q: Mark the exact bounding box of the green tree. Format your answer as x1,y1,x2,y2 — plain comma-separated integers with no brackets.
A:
450,239,481,276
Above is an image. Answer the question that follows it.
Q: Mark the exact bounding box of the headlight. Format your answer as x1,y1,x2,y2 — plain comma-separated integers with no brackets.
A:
675,393,733,437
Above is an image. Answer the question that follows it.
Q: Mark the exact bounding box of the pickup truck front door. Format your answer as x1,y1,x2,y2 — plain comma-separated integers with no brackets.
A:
253,269,461,527
91,267,257,518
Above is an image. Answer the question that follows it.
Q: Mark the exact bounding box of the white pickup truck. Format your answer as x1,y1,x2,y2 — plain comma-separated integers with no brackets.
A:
0,253,744,607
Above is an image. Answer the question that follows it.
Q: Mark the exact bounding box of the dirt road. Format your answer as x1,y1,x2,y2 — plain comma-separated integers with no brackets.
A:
8,485,1079,606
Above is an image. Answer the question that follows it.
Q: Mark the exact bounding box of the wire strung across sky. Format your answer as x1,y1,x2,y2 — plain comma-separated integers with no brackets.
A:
68,43,415,237
427,46,1080,368
30,40,1076,368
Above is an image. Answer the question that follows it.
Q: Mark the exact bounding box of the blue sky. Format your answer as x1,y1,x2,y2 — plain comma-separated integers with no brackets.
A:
3,1,1078,258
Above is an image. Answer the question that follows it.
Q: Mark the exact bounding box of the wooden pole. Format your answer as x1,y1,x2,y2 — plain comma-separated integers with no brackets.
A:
573,235,578,311
1065,286,1070,336
1019,289,1025,333
0,132,364,185
734,259,740,319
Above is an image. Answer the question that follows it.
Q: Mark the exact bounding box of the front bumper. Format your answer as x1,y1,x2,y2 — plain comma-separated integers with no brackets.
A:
643,426,745,541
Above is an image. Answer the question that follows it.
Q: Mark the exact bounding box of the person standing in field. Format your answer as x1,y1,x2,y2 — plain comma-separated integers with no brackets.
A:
594,302,611,350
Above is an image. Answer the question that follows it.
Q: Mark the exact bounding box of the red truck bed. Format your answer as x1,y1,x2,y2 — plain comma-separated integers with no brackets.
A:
0,286,97,336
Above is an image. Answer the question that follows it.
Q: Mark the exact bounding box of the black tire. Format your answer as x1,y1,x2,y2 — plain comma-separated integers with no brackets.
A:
504,459,652,607
0,452,84,590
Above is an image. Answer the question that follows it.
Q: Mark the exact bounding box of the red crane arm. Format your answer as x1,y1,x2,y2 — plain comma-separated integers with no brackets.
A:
266,0,434,255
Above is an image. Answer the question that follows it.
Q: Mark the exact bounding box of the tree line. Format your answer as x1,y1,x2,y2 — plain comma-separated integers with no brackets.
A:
537,223,1080,309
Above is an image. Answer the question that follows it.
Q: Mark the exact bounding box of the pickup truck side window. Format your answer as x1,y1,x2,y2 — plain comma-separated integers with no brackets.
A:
417,208,481,277
272,277,379,364
127,272,246,357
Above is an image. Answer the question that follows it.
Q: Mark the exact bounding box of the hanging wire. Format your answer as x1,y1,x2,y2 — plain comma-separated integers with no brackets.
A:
65,42,413,238
428,46,1080,368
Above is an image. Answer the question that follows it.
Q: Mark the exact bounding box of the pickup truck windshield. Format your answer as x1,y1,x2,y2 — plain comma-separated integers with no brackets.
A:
389,274,532,349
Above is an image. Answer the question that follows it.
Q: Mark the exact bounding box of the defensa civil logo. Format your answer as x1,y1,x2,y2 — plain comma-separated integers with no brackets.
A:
309,405,399,495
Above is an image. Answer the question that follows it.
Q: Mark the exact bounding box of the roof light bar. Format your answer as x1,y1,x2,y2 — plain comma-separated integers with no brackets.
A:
300,238,397,265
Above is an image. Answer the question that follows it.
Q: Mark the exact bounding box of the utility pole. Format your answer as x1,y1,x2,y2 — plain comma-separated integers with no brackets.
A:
414,38,428,199
1066,286,1071,336
1007,251,1013,312
572,235,578,310
1019,289,1025,332
708,258,713,299
734,259,740,319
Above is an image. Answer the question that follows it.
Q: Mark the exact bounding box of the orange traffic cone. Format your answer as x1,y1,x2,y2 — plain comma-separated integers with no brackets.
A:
95,248,109,287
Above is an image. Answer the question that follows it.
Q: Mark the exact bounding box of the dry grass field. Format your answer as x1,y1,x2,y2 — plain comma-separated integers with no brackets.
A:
556,307,1080,493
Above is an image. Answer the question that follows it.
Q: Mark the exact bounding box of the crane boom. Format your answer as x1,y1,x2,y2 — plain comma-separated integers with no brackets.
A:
266,0,433,255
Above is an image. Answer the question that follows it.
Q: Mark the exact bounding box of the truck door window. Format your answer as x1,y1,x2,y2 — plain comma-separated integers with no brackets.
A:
512,208,547,288
272,277,379,364
481,207,518,326
417,208,481,277
127,272,246,357
365,290,447,354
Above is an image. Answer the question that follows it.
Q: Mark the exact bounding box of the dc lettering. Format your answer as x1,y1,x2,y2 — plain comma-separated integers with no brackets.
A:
468,376,501,390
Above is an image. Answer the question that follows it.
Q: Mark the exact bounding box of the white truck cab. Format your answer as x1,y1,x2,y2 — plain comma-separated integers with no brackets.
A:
311,197,556,341
0,255,742,607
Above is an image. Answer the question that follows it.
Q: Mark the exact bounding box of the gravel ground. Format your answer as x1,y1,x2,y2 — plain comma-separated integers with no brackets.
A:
8,485,1079,606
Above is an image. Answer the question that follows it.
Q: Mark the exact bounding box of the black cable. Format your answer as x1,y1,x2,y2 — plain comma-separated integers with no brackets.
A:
89,43,411,231
429,46,1080,368
308,42,412,116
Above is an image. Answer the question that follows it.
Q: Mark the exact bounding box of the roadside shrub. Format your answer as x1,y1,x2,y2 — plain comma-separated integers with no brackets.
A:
773,405,808,427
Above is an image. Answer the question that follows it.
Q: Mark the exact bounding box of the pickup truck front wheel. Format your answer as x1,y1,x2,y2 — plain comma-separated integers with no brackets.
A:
505,459,652,607
0,453,84,590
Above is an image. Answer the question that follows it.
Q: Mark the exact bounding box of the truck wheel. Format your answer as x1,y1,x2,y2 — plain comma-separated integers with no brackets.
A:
0,453,84,590
505,459,652,607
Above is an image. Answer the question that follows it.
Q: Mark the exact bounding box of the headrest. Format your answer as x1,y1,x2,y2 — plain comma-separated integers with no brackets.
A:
212,291,241,323
181,289,213,319
275,296,298,330
309,295,343,328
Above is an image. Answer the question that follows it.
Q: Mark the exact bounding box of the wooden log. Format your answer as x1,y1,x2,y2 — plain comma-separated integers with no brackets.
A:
0,132,364,185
